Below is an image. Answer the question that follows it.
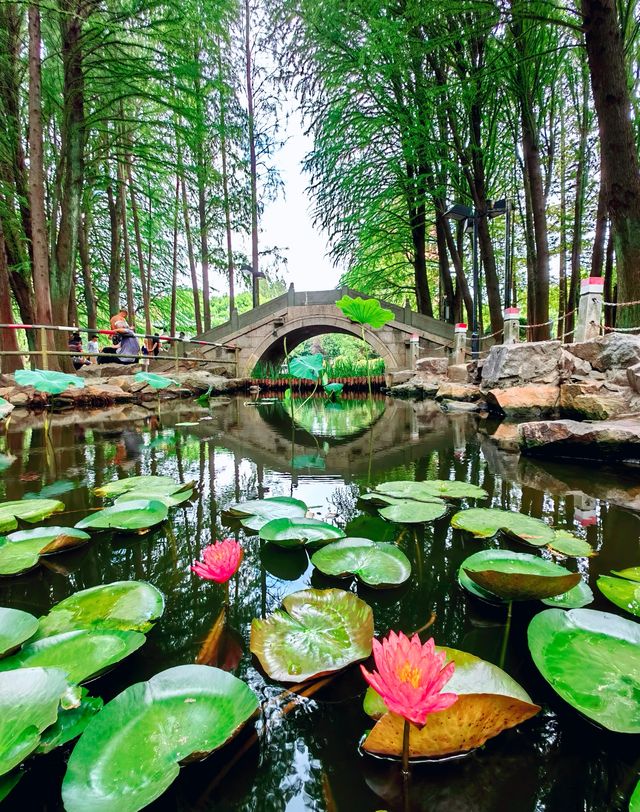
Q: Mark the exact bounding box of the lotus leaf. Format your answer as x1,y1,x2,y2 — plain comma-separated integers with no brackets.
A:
0,499,64,533
597,574,640,617
250,588,373,682
62,664,259,812
451,508,555,546
0,666,71,775
75,499,168,531
35,580,164,638
375,480,488,501
541,579,594,609
133,372,176,390
631,780,640,812
311,538,411,587
335,295,394,328
0,607,38,656
362,692,540,759
15,369,85,394
0,771,21,802
528,608,640,733
359,492,408,506
613,567,640,583
24,480,76,499
292,454,326,471
288,353,324,381
115,488,193,508
324,382,344,395
345,515,396,542
379,499,448,524
259,517,345,548
225,496,308,532
459,549,581,601
36,690,104,753
0,527,89,576
0,629,146,684
260,544,309,581
546,530,595,558
94,475,185,498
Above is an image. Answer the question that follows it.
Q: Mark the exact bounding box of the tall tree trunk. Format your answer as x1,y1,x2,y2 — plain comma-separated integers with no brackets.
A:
180,173,202,335
118,158,135,324
591,164,608,278
244,0,260,308
218,41,235,317
78,205,96,329
125,149,151,335
0,222,23,372
443,217,473,325
106,162,121,315
558,105,567,338
603,226,616,328
170,173,179,336
582,0,640,330
435,215,455,322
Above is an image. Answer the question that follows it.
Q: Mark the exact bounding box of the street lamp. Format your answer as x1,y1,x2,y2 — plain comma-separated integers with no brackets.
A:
239,263,266,309
443,200,509,359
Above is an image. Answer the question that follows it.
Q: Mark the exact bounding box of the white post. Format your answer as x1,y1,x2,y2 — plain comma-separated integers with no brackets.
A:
452,323,467,365
503,307,520,345
574,276,604,342
409,333,419,369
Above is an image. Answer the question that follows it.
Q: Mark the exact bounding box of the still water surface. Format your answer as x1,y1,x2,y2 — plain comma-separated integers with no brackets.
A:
1,396,639,811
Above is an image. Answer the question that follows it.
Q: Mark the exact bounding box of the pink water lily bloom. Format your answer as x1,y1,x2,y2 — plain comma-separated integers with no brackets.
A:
191,539,243,584
361,631,458,728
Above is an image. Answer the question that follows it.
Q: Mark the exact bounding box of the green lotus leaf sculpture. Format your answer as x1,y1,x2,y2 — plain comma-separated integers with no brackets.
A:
35,581,164,638
597,573,640,617
250,588,373,683
259,517,345,548
375,480,488,501
459,549,581,602
0,499,64,534
0,607,38,657
0,527,90,577
335,295,394,328
528,608,640,733
62,665,259,812
15,369,85,395
288,353,324,381
224,496,308,532
36,689,104,754
379,499,448,524
311,538,411,587
75,499,168,532
133,372,176,390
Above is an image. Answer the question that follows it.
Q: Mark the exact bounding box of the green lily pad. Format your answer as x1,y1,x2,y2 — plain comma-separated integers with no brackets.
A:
375,480,487,501
379,499,447,524
225,496,308,533
250,588,373,683
133,372,176,390
541,579,594,609
546,530,595,558
345,515,396,542
335,294,394,328
62,665,259,812
35,581,164,638
24,480,76,499
0,770,22,802
0,666,72,776
0,526,89,577
36,689,104,753
528,608,640,733
311,538,411,587
324,382,343,395
114,488,193,508
94,476,184,498
459,549,581,601
288,353,324,381
0,629,146,684
612,567,640,583
75,499,168,532
15,369,85,395
631,780,640,812
259,517,345,549
597,574,640,617
0,607,38,656
0,499,65,534
451,508,555,546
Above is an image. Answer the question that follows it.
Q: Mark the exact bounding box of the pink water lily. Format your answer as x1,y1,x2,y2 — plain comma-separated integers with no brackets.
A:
361,631,458,728
191,539,243,584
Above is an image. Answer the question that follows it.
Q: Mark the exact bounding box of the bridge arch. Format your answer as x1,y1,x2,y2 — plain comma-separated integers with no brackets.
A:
242,314,398,378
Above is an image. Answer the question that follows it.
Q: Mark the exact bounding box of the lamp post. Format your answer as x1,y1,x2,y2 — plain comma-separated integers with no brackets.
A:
443,200,509,359
239,263,266,308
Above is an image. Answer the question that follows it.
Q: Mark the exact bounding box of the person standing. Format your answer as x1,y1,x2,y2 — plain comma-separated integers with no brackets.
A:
87,333,99,363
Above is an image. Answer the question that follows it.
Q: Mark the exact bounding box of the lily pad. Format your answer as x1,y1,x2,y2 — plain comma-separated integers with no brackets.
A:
0,499,64,534
35,581,164,638
379,499,448,524
311,538,411,587
451,508,555,546
546,530,595,558
528,608,640,733
259,517,345,548
0,629,146,684
335,294,394,328
94,476,184,498
288,353,324,381
114,488,193,508
133,372,176,390
459,549,581,601
0,771,22,802
75,499,168,532
24,480,76,499
36,690,104,753
631,780,640,812
250,588,373,683
541,579,594,609
612,567,640,583
324,382,344,395
62,665,259,812
0,528,89,576
0,666,72,776
0,607,38,656
345,515,396,542
15,369,85,395
375,480,487,501
225,496,308,533
597,574,640,617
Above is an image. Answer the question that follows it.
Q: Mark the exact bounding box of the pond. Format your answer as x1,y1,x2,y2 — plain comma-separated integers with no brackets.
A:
1,395,639,811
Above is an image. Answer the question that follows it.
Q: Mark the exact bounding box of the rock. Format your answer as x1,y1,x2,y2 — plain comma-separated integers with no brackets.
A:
10,391,30,407
447,364,472,384
86,384,133,402
485,385,560,418
567,333,640,372
559,349,591,380
435,383,482,402
628,362,640,394
487,422,520,453
415,357,449,376
481,341,563,389
385,370,414,387
560,382,629,420
0,398,14,420
171,371,239,393
519,417,640,462
78,362,139,379
606,369,631,387
390,377,439,398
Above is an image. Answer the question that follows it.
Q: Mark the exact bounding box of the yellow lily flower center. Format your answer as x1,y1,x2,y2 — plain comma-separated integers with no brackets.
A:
397,661,421,688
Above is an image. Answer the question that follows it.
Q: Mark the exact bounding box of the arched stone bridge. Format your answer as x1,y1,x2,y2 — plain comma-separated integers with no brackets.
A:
195,286,455,377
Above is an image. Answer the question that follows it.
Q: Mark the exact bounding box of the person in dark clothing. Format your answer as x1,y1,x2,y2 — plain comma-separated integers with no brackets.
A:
69,332,89,370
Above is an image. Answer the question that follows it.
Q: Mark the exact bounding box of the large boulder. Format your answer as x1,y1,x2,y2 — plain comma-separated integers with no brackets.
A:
415,357,449,376
435,383,482,402
628,362,640,394
560,382,629,420
485,384,560,418
385,370,414,387
567,333,640,372
447,364,472,384
171,371,243,393
519,417,640,461
481,341,562,389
